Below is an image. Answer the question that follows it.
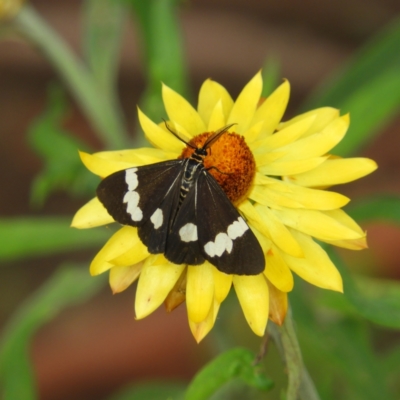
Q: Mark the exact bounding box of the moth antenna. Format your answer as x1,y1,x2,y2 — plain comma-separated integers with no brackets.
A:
163,119,197,149
203,123,237,149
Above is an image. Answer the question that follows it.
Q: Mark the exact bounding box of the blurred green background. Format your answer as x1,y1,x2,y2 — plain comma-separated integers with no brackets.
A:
0,0,400,399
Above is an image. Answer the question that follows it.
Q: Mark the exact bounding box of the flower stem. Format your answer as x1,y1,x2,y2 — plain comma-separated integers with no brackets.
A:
14,4,129,149
268,307,320,400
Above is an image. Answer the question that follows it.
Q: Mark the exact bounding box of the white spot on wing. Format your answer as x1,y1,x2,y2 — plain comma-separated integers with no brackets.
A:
123,190,139,207
124,169,143,222
130,207,143,221
227,217,248,240
150,208,163,229
215,233,233,255
125,168,138,190
204,217,247,258
204,233,233,257
179,223,198,242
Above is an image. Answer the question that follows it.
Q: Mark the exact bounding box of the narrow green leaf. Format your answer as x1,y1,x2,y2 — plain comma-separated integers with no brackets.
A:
329,250,400,329
27,84,98,204
302,19,400,155
324,196,400,328
15,5,129,149
108,381,185,400
381,343,400,379
332,66,400,155
185,348,272,400
261,57,280,98
269,310,320,400
82,0,126,98
0,264,105,400
129,0,189,122
347,196,400,224
0,217,110,262
353,276,400,329
291,285,394,400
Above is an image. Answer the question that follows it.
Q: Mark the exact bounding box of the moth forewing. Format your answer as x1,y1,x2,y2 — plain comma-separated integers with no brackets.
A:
196,171,265,275
96,160,183,228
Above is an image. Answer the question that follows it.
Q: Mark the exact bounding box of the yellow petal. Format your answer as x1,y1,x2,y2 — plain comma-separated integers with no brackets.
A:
325,236,368,250
189,299,220,343
109,261,144,293
251,114,315,150
238,200,272,240
277,115,349,162
258,157,327,176
138,107,183,153
135,257,185,319
239,200,299,257
186,263,215,323
227,71,262,133
79,151,134,177
264,245,294,292
321,209,368,250
284,157,378,187
243,121,264,144
198,79,233,126
90,226,140,275
267,280,288,326
253,172,275,185
207,100,227,131
271,208,364,241
212,267,233,303
250,181,350,210
109,238,149,267
278,107,340,137
282,230,343,292
326,209,364,234
233,274,269,336
164,268,187,312
253,151,286,167
71,197,114,228
251,203,303,257
162,83,206,135
91,147,171,165
251,225,272,254
251,80,290,137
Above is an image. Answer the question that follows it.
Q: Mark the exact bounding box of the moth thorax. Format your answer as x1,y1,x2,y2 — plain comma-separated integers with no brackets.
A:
179,131,256,204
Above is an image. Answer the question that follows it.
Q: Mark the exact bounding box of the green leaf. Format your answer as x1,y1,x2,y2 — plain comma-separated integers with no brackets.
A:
302,18,400,156
108,381,185,400
185,348,272,400
0,217,110,262
352,275,400,329
291,284,394,400
128,0,189,122
15,5,129,149
269,310,320,400
347,196,400,224
328,250,400,329
27,84,98,205
82,0,126,99
0,264,105,400
261,57,280,98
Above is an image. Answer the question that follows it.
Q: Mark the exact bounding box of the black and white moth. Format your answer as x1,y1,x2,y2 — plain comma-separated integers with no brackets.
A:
97,124,265,275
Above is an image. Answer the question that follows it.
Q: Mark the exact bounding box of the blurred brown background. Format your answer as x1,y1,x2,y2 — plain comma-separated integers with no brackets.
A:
0,0,399,399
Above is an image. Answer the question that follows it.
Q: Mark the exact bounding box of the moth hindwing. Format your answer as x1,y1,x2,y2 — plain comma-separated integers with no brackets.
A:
97,134,265,275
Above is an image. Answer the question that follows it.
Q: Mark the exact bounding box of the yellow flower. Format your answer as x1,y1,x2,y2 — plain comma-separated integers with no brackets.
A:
72,71,377,342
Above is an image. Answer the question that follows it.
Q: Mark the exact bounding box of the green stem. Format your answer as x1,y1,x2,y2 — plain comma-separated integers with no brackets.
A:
14,4,129,149
268,307,320,400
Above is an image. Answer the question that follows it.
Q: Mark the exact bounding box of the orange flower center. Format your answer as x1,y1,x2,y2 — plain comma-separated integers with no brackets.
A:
179,131,255,204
